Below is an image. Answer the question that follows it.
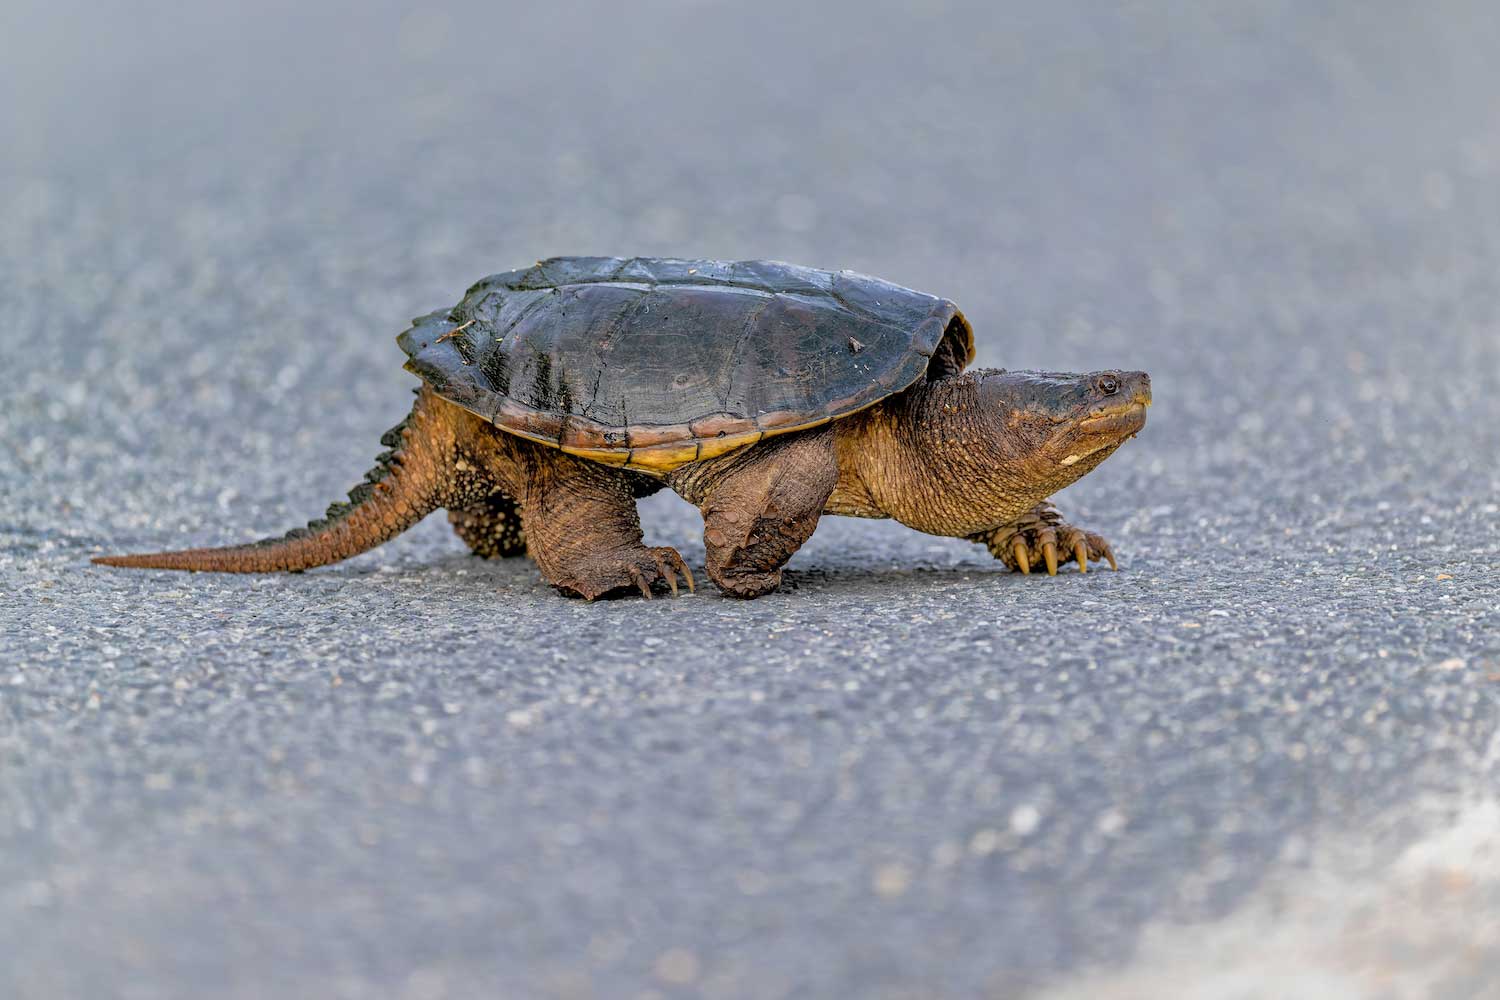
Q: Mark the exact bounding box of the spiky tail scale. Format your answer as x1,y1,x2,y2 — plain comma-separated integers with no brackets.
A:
93,390,460,573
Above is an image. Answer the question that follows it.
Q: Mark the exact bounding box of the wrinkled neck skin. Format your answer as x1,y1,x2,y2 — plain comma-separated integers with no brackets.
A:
831,370,1125,536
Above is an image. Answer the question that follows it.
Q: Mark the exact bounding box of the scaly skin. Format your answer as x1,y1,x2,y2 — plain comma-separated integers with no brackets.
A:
95,370,1149,598
448,493,528,558
667,426,838,598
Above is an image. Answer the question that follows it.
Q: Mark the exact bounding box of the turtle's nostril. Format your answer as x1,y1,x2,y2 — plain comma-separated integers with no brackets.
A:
1126,371,1152,405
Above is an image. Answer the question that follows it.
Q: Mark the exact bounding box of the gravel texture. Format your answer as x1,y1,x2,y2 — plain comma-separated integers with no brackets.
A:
4,1,1499,997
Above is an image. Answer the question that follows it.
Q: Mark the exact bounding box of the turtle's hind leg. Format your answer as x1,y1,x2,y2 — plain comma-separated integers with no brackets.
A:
520,448,692,600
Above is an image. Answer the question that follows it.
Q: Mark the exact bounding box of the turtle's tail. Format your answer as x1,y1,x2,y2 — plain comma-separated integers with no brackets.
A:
93,389,462,573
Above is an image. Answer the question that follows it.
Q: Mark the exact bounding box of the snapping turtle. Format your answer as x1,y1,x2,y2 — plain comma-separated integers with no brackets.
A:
95,256,1150,598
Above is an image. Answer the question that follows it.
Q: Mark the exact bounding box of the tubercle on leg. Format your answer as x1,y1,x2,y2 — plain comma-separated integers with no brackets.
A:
447,493,528,558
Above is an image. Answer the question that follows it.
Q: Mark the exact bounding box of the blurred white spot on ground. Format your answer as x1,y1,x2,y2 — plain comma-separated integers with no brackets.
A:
969,828,1002,856
1010,804,1043,836
653,947,700,985
1042,800,1500,1000
873,861,913,898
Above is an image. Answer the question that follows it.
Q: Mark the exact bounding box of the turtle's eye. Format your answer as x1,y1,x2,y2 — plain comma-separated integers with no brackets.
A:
1097,375,1120,396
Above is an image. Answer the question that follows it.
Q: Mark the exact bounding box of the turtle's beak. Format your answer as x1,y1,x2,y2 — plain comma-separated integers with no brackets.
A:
1078,402,1147,440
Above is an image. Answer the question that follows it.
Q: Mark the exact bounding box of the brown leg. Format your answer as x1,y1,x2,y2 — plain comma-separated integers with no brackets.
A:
448,491,527,558
520,448,692,600
680,427,837,599
971,501,1118,576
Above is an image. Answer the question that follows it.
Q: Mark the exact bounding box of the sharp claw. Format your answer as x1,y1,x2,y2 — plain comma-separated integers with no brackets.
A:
650,554,679,597
1074,542,1088,573
629,567,653,599
1012,539,1030,574
1043,541,1058,576
662,550,693,595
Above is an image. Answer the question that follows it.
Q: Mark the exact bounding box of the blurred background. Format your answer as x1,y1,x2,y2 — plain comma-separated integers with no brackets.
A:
6,0,1500,501
4,1,1499,998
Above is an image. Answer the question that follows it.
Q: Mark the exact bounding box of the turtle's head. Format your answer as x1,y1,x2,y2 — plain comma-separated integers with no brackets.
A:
975,369,1151,483
840,367,1149,537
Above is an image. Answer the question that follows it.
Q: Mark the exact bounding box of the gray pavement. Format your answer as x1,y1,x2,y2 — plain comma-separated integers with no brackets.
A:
4,1,1499,997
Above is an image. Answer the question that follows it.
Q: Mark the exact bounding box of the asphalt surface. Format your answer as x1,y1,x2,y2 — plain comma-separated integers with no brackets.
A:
4,2,1499,997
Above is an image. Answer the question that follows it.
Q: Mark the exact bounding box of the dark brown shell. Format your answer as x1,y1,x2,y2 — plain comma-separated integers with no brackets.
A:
397,256,973,471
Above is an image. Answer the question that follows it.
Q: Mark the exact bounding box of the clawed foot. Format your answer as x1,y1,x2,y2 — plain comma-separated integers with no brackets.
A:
975,504,1118,576
553,545,696,600
1005,522,1115,575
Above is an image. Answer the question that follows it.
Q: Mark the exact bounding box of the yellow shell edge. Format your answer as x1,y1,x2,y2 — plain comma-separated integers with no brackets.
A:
484,418,843,476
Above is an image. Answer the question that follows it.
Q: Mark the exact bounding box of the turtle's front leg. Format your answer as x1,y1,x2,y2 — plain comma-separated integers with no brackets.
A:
520,449,692,600
674,428,837,599
971,501,1118,576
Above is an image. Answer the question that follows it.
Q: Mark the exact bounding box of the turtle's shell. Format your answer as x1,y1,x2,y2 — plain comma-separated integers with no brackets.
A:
397,257,973,473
